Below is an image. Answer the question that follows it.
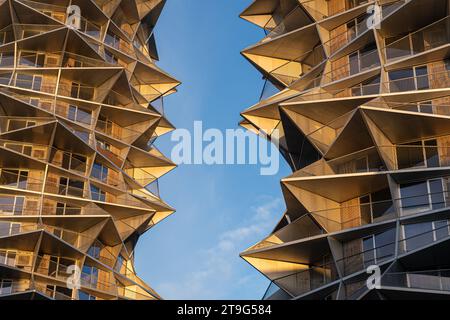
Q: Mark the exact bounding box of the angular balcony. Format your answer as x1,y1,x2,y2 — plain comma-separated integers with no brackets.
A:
0,280,31,298
322,48,380,89
384,16,450,64
264,261,339,299
0,51,14,69
49,148,88,175
0,222,38,239
0,169,43,193
55,102,94,127
382,269,450,293
261,4,314,43
259,188,450,250
104,32,135,57
96,119,142,143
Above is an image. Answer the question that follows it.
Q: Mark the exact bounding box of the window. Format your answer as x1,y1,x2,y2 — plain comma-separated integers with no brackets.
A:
360,189,394,223
58,177,84,197
362,229,396,267
45,284,72,299
114,254,125,273
0,222,20,237
0,170,28,189
389,66,429,92
88,241,103,260
79,290,96,300
90,184,106,202
67,105,92,125
19,51,45,67
7,119,36,132
402,221,450,251
400,178,445,215
91,162,109,182
0,196,24,215
70,82,94,100
0,250,16,267
60,152,87,173
0,52,13,67
81,264,99,286
0,280,13,295
349,43,379,75
396,139,439,169
55,203,81,216
15,74,42,91
351,75,380,96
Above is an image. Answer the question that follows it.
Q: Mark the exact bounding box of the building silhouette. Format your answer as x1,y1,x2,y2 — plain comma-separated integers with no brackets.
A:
240,0,450,300
0,0,179,300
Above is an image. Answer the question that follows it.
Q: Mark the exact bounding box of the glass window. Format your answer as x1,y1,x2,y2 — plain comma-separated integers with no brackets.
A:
374,229,395,261
403,222,433,251
429,179,444,210
90,184,105,202
363,236,375,267
79,290,96,300
425,139,439,168
389,68,415,92
400,181,430,214
434,220,450,240
415,66,429,90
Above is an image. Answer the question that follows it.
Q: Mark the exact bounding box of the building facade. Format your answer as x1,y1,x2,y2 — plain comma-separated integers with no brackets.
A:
0,0,179,300
240,0,450,300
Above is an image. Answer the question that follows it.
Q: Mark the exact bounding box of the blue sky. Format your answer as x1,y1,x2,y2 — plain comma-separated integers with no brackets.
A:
134,0,291,300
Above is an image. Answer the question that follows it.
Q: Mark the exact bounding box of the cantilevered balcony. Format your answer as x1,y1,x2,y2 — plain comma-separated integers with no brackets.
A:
263,260,339,299
384,16,450,64
260,4,314,43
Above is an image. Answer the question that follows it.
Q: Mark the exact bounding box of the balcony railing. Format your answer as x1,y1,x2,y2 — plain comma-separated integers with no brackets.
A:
382,269,450,292
384,16,450,62
263,261,338,299
323,49,380,84
0,280,31,297
95,119,142,142
261,5,312,42
258,190,450,248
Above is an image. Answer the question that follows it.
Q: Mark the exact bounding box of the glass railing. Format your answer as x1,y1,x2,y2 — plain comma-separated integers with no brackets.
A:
95,119,142,142
326,15,370,55
0,280,31,297
0,170,42,192
79,16,102,40
264,261,338,298
257,190,450,249
0,223,39,238
385,16,450,62
0,53,14,68
382,269,450,292
54,103,93,126
104,33,135,57
262,281,293,300
299,144,450,177
294,67,450,101
260,46,325,89
326,0,408,55
49,148,87,174
261,5,311,42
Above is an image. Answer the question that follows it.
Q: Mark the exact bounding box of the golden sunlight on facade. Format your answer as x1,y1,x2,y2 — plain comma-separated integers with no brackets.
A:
240,0,450,300
0,0,179,300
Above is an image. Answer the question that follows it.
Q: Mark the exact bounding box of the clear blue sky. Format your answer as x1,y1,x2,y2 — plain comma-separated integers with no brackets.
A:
134,0,291,300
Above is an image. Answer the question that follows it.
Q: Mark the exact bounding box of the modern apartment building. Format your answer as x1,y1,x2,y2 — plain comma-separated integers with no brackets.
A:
239,0,450,300
0,0,179,300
